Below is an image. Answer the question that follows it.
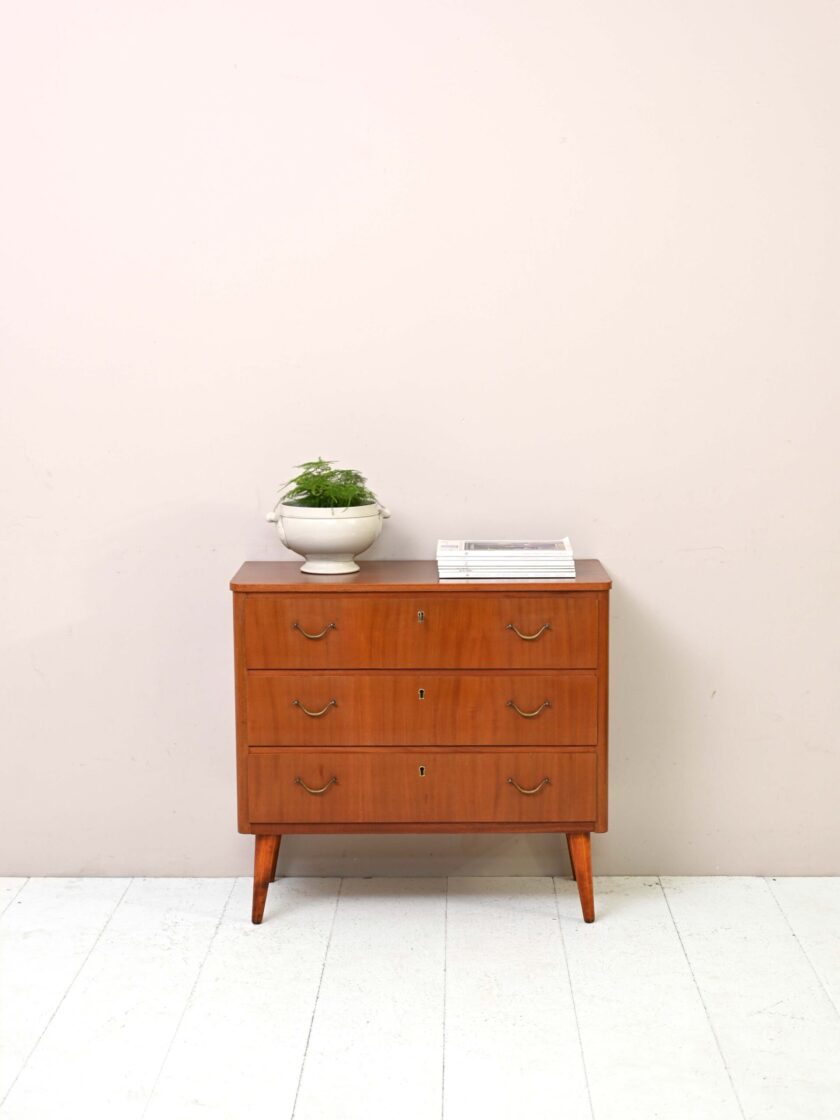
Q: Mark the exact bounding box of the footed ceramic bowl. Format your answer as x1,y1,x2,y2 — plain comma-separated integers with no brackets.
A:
266,503,390,574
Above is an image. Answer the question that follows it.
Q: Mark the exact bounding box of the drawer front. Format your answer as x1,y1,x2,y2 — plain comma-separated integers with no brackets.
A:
248,747,597,824
246,671,598,746
243,593,598,669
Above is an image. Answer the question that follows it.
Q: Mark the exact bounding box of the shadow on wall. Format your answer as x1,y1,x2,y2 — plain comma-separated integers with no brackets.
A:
601,577,725,875
282,576,717,878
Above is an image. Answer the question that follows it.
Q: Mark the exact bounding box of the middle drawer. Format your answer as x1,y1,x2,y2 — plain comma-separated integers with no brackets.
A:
246,671,598,746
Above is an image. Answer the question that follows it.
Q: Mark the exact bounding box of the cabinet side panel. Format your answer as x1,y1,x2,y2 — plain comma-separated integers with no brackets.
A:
233,591,252,832
595,589,610,832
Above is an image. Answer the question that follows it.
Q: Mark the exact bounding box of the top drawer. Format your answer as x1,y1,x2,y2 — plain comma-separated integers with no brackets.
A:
242,592,599,669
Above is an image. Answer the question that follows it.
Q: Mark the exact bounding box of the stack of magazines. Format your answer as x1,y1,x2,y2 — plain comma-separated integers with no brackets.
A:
436,538,576,579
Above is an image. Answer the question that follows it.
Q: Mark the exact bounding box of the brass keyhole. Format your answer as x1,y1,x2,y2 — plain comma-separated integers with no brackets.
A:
418,688,425,700
419,765,426,777
417,610,425,623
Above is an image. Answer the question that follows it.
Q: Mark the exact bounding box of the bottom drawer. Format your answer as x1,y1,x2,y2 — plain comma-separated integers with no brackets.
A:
247,747,596,824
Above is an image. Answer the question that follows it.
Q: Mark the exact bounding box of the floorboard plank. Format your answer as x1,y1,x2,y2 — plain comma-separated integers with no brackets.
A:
0,877,129,1105
556,876,742,1120
662,876,840,1120
0,880,28,921
144,876,341,1120
0,878,232,1120
445,876,591,1120
292,878,446,1120
766,877,840,1017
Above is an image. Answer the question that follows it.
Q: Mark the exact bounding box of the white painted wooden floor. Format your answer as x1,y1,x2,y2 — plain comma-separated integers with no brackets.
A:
1,877,839,1119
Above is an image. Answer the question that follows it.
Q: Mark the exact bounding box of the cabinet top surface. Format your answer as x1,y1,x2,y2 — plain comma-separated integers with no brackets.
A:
231,559,610,592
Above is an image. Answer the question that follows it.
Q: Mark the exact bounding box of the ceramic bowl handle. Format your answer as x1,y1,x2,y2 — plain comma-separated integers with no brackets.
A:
379,506,391,520
266,510,287,545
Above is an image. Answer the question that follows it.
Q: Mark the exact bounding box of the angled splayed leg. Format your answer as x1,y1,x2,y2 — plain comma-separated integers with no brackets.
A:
269,835,282,883
252,834,282,924
567,832,594,923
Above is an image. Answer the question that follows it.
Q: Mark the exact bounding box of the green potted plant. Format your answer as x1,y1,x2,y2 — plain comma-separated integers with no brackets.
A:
266,458,390,574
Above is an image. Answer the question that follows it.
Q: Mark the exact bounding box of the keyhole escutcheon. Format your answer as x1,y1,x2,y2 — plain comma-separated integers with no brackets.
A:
419,765,426,777
418,688,425,700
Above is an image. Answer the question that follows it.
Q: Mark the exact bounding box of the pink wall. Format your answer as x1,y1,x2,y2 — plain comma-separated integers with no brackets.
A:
1,1,838,873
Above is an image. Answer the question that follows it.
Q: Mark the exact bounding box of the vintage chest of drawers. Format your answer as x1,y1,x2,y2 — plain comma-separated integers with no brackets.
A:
231,559,611,923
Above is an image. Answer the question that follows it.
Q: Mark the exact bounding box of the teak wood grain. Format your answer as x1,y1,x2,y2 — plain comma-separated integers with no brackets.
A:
231,558,611,593
245,671,598,747
251,834,281,925
568,832,595,922
231,559,611,925
244,592,598,669
247,747,597,824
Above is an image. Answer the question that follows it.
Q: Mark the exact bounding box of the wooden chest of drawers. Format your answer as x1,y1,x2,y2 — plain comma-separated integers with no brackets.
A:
231,559,611,924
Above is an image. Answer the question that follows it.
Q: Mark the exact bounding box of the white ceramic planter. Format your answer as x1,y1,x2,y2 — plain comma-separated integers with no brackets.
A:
266,503,391,574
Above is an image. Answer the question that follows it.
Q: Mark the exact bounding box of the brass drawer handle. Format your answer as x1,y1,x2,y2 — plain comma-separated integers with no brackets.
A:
295,776,338,795
292,698,337,718
292,621,337,640
506,699,552,718
506,622,552,641
507,776,551,796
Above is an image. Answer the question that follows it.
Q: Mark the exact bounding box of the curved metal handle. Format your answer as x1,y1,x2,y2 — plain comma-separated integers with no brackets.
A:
292,698,337,718
295,776,338,795
506,699,552,718
506,622,552,641
507,776,551,796
292,621,337,640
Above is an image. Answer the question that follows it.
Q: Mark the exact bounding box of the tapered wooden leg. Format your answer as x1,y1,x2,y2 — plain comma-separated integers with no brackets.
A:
252,834,282,925
269,834,282,883
565,834,576,881
567,832,594,923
